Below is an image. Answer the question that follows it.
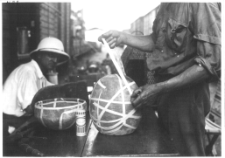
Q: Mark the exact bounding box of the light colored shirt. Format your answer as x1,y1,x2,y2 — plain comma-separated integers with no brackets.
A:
3,60,53,117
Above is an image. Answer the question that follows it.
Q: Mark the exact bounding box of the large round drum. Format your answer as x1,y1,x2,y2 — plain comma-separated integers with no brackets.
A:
89,74,142,135
34,98,86,130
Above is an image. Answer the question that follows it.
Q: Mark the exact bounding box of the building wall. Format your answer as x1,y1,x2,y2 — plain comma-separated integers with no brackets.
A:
2,2,71,83
2,3,17,82
143,10,157,35
131,17,144,35
130,6,159,35
38,3,71,54
2,3,39,82
39,3,59,39
65,3,71,54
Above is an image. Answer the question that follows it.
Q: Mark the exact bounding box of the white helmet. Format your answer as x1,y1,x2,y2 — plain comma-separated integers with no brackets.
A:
30,37,70,65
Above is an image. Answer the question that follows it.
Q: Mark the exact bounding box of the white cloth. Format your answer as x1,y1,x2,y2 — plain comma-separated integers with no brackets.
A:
3,60,53,117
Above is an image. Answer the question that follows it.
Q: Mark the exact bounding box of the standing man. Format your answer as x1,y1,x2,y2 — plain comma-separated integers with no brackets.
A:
98,3,221,156
3,37,70,136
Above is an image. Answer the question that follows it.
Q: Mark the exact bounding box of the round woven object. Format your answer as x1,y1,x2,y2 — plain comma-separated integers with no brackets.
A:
89,74,142,135
34,98,86,130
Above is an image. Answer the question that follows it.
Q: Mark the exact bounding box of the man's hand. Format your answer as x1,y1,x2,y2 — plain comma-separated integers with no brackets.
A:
131,84,163,109
5,117,36,143
98,30,125,49
24,104,34,116
6,128,34,143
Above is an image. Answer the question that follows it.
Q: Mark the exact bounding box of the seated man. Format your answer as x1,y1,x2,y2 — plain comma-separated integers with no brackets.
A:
3,37,70,136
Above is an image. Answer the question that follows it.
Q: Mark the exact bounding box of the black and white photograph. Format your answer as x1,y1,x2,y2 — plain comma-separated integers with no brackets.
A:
1,0,222,156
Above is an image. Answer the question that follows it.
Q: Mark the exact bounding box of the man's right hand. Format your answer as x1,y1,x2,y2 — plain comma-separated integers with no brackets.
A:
98,30,125,49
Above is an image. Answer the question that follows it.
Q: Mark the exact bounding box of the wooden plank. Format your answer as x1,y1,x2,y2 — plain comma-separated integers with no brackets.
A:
40,24,57,30
65,3,71,53
3,21,11,29
40,27,49,35
3,13,10,21
40,8,59,18
40,8,49,16
39,15,49,23
39,23,57,31
3,43,12,51
39,21,49,28
39,14,58,24
49,29,57,37
40,3,61,15
40,27,58,38
40,34,48,40
3,31,11,39
2,3,15,11
39,20,56,29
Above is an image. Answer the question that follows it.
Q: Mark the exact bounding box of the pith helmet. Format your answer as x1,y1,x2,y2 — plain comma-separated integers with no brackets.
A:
30,37,70,65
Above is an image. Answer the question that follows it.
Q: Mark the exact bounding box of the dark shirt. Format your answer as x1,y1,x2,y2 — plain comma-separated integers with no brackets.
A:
146,3,221,81
121,47,148,86
146,3,221,156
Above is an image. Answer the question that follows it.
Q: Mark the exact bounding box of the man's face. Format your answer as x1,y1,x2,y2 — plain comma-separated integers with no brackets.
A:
38,52,58,71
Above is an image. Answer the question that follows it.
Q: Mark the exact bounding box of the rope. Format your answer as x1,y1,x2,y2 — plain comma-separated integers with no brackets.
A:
90,98,131,105
90,77,140,134
102,39,132,94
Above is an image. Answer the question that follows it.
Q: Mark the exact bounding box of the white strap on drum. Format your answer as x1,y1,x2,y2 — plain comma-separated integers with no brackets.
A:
102,38,132,94
90,78,141,134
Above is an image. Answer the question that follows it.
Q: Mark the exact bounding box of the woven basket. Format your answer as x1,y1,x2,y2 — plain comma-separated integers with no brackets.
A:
34,98,86,130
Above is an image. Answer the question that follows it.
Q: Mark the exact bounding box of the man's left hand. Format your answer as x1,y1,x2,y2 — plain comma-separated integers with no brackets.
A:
131,83,163,109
